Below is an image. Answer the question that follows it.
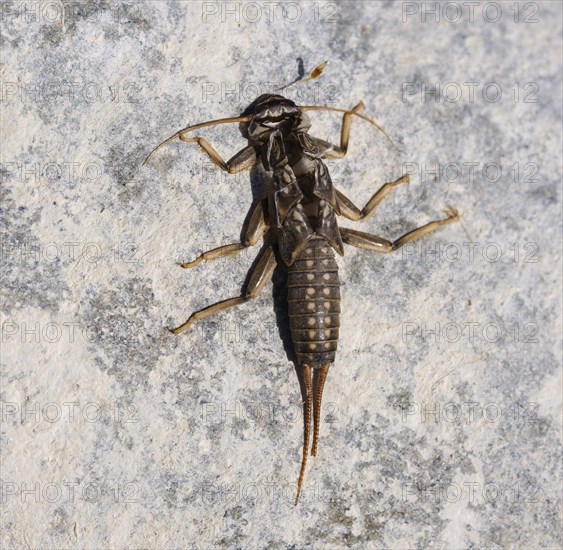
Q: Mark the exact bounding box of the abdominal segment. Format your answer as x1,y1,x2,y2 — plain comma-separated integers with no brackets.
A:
287,237,340,367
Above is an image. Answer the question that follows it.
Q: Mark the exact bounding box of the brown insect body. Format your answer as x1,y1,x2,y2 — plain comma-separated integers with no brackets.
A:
244,97,344,501
145,92,459,505
246,96,342,364
287,239,340,367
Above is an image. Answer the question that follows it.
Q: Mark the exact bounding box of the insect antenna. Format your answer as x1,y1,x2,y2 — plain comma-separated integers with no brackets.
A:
276,61,328,92
295,365,313,506
300,105,399,151
143,115,252,165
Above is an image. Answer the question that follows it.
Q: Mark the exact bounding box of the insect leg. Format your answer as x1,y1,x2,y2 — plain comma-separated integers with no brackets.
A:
169,245,276,334
340,207,459,252
179,201,268,268
310,102,366,159
335,174,410,221
143,115,253,165
178,138,256,173
304,102,398,153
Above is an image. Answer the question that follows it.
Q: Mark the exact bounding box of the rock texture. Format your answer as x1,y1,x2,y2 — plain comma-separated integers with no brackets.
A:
2,1,561,548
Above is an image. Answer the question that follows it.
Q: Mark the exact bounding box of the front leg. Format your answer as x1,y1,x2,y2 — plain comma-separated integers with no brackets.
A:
310,102,366,159
178,137,256,173
340,207,459,252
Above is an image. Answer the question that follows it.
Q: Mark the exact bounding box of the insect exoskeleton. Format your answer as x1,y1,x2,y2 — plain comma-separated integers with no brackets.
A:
145,92,459,505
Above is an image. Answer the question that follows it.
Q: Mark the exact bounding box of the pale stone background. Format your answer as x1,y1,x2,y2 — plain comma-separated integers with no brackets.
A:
1,1,561,548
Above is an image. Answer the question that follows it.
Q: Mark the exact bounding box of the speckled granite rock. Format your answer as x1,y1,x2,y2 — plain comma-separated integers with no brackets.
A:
2,1,561,548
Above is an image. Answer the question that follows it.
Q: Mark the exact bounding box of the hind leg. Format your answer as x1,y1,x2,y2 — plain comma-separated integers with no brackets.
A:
170,245,276,334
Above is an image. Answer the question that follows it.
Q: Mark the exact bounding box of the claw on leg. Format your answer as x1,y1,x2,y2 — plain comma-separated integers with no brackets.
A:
179,243,247,269
442,205,460,221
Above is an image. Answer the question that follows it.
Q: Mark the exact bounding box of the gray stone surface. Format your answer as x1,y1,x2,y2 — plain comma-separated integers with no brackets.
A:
1,1,561,548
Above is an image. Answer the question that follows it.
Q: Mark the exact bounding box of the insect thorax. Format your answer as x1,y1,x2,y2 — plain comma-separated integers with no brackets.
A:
262,129,343,266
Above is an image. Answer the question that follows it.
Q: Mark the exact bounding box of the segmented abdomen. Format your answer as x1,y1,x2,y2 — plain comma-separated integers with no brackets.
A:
287,237,340,367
